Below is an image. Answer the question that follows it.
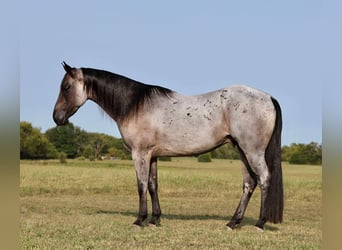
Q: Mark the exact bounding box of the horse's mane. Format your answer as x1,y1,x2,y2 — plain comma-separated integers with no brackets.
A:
81,68,173,121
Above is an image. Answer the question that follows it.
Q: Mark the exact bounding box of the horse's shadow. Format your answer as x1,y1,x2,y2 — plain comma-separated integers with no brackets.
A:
96,209,279,231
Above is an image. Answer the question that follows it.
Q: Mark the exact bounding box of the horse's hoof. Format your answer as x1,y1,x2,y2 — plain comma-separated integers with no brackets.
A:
148,223,158,228
226,221,236,230
255,225,264,232
148,222,160,227
133,220,144,227
226,225,234,231
149,217,161,226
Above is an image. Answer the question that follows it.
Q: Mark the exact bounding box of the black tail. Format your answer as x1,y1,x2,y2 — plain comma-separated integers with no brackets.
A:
265,97,283,223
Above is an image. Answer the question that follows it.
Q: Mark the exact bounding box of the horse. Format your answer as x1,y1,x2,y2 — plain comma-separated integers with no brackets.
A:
53,62,283,230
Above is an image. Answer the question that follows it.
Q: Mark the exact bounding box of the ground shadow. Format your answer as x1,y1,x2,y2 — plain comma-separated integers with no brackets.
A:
96,209,279,231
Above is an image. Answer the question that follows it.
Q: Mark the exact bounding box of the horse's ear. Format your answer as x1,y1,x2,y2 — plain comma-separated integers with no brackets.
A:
62,61,75,78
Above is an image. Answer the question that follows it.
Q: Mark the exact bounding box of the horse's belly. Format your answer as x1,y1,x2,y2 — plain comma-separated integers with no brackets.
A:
153,123,229,157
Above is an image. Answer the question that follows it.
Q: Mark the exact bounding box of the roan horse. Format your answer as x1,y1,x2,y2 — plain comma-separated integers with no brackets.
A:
53,62,283,230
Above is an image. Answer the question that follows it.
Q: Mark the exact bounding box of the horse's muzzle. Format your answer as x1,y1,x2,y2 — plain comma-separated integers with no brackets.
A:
53,110,69,126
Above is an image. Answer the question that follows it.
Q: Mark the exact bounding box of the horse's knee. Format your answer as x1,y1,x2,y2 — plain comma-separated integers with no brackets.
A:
138,181,148,195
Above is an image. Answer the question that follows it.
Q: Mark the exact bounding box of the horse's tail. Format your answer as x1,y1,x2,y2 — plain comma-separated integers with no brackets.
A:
265,97,284,223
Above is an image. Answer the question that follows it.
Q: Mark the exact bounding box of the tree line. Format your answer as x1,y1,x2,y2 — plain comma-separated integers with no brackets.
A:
20,121,130,161
20,121,322,165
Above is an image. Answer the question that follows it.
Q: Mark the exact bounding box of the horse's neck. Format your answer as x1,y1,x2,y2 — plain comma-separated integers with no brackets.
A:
84,69,159,124
82,68,174,123
83,71,129,121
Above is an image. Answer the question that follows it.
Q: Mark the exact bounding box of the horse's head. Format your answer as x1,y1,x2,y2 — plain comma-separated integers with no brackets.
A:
53,62,87,125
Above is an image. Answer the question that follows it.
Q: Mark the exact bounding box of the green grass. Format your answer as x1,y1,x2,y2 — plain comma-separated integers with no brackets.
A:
20,159,321,249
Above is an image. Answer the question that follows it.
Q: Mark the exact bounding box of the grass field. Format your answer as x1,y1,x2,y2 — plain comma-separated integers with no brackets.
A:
20,158,321,249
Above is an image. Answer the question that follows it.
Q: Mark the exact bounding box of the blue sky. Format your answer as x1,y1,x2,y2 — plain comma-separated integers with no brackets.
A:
18,1,334,146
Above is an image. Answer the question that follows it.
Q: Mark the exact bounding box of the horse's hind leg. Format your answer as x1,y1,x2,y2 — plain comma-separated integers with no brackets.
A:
148,157,162,225
227,149,257,229
245,153,270,230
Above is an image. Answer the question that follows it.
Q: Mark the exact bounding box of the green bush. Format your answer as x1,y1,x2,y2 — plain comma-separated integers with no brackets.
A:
58,152,67,164
283,142,322,165
198,153,212,162
20,121,58,159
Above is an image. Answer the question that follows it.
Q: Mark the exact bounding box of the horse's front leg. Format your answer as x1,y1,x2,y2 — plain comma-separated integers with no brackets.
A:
133,153,151,226
148,157,161,225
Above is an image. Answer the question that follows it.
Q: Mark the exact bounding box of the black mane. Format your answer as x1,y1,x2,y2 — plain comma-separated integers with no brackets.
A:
81,68,173,121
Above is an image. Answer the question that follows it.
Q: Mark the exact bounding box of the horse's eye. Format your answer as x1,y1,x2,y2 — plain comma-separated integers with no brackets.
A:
63,84,71,91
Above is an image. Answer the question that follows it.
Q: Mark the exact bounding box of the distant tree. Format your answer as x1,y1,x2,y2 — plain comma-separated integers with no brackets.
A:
88,133,106,160
102,136,131,160
45,123,131,160
20,121,57,159
288,142,322,165
211,144,239,159
82,145,93,159
282,142,322,165
105,147,120,158
198,153,212,162
74,128,90,157
45,123,84,158
281,145,292,162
